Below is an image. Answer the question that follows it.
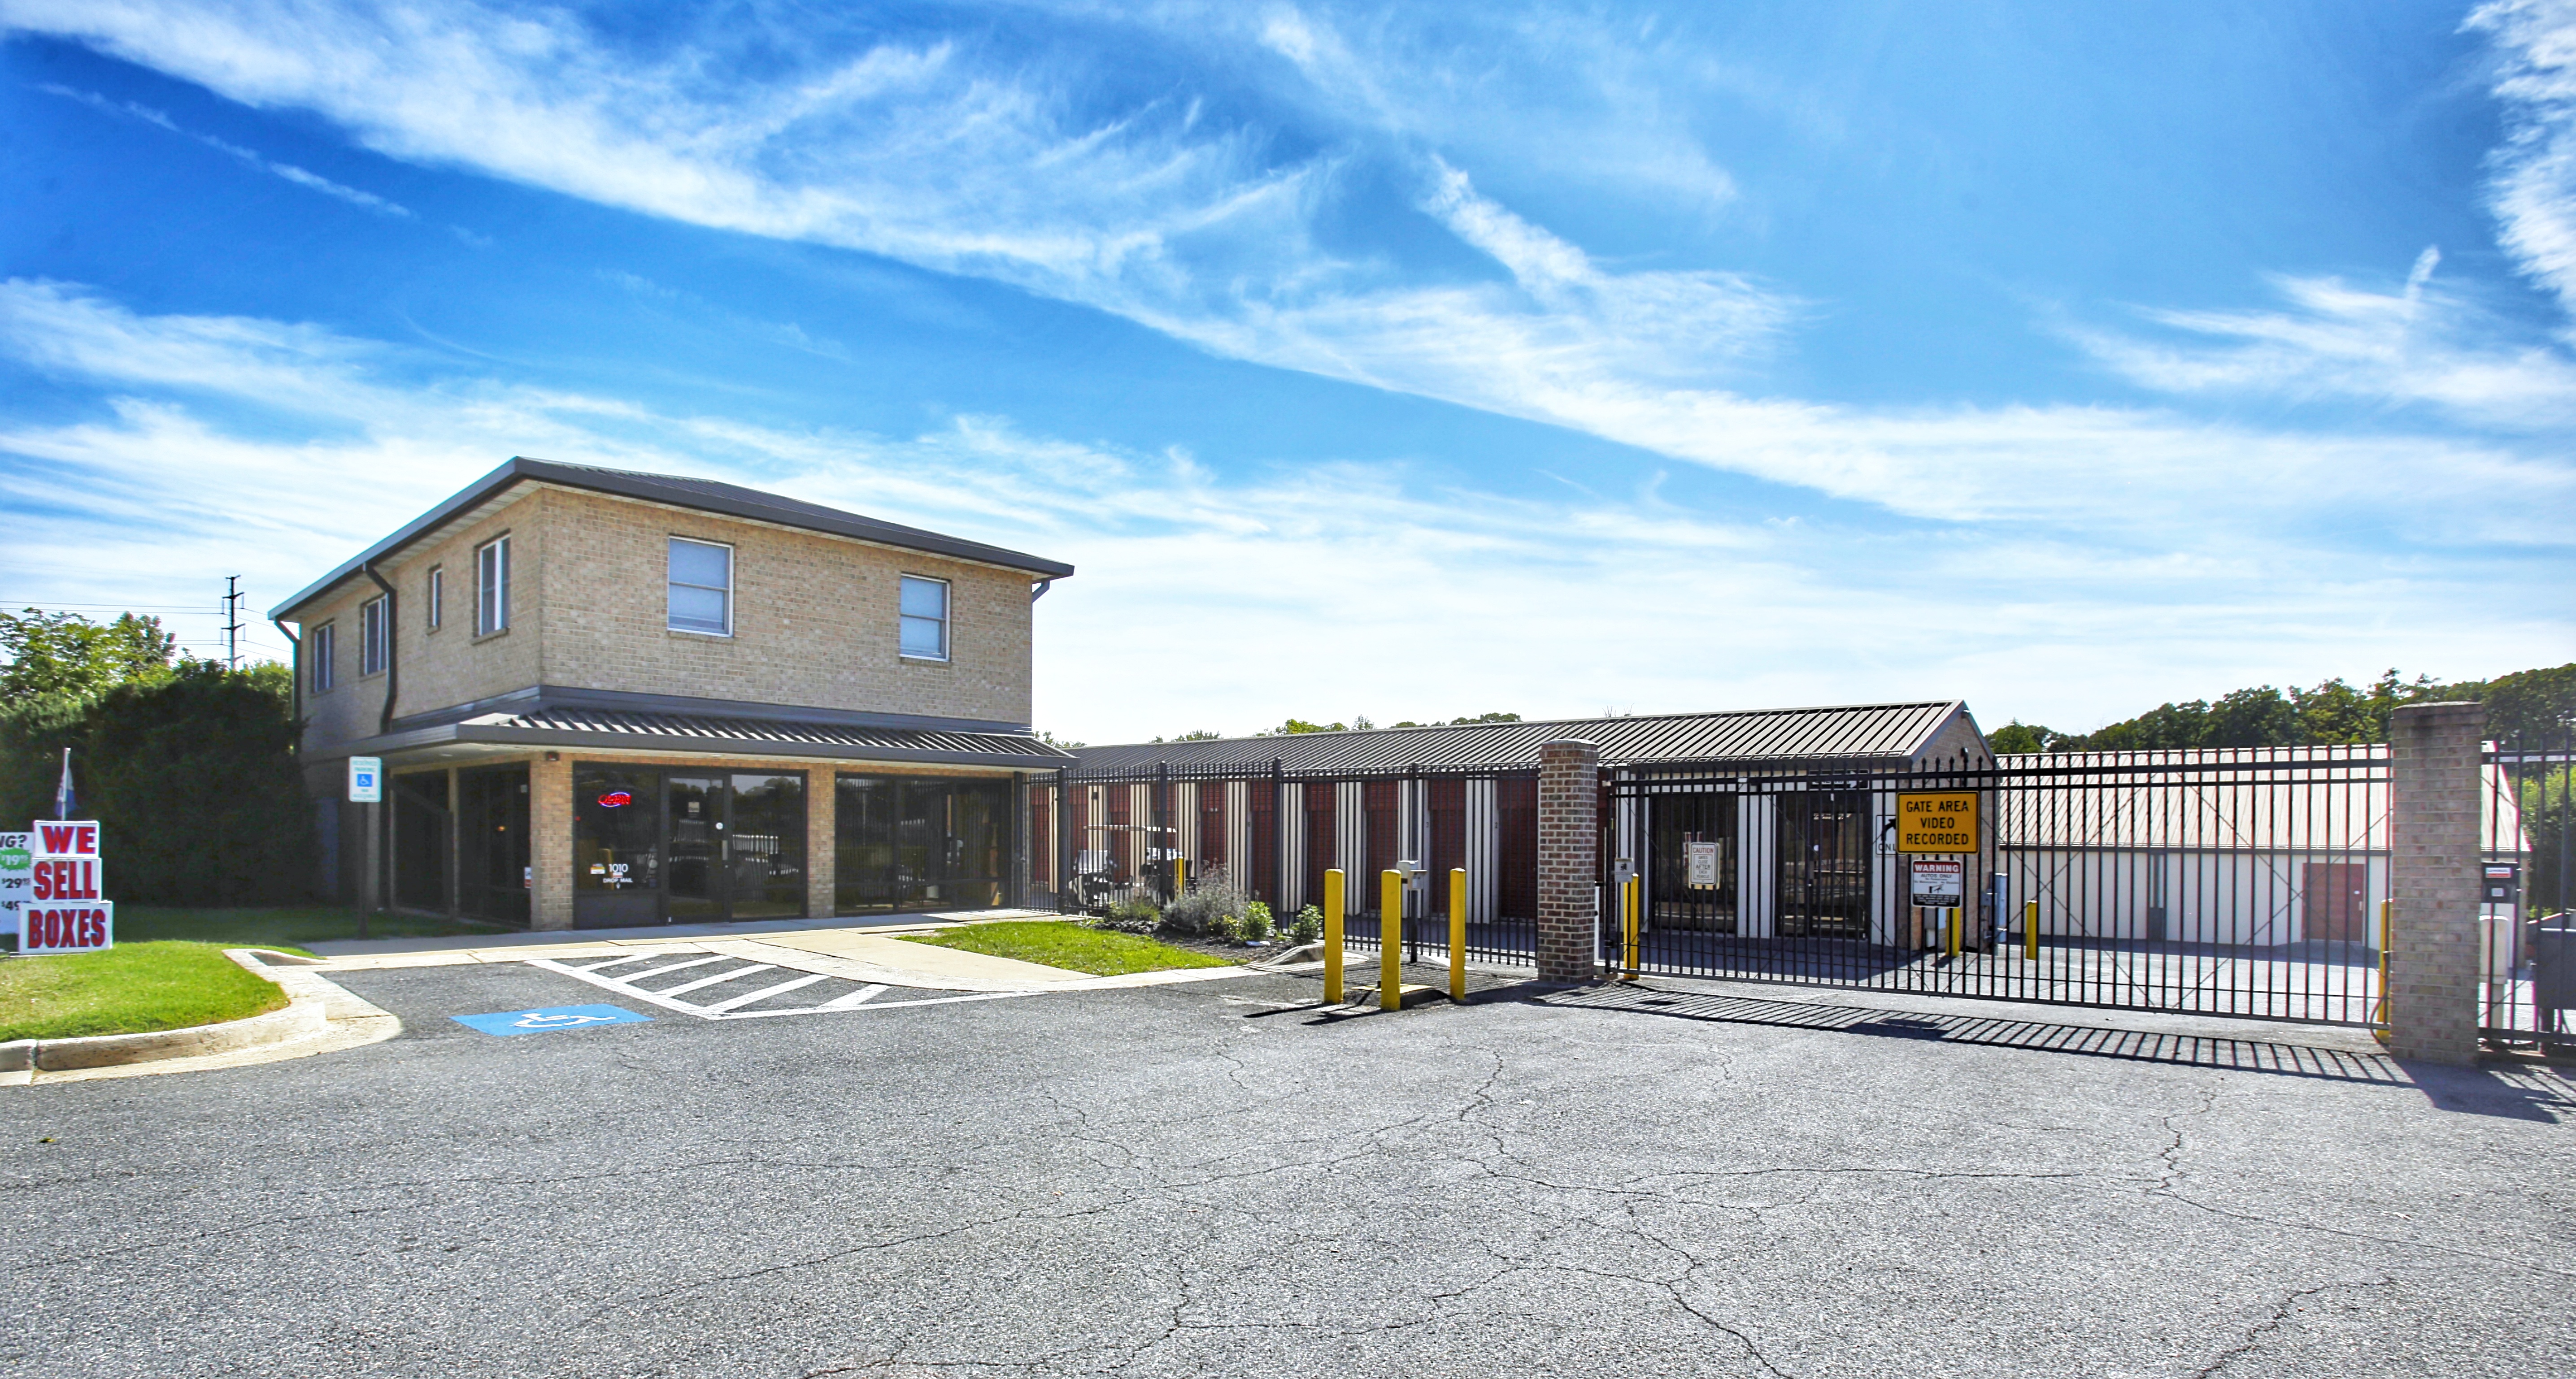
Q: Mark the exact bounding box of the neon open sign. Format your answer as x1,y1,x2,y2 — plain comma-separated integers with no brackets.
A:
597,791,633,808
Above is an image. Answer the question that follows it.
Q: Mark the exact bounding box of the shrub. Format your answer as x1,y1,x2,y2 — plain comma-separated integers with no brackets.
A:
1239,900,1275,942
1,662,311,904
1090,895,1162,935
1289,905,1323,944
1161,867,1249,937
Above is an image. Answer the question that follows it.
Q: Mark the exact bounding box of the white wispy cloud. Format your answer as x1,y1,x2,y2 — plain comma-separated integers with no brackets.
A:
0,281,2560,739
2470,0,2576,321
2069,249,2576,431
13,0,2571,545
37,81,410,215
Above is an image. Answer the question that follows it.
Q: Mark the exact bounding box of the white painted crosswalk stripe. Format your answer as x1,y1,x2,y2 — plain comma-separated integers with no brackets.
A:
817,983,890,1010
701,972,831,1012
521,954,1033,1021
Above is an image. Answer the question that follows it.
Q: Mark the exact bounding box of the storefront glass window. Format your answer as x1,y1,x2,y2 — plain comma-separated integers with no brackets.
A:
835,774,1010,915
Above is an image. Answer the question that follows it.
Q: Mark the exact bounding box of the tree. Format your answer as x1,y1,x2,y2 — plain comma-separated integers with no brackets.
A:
0,609,177,705
1989,720,2071,754
1258,718,1347,736
0,659,310,903
2484,663,2576,743
1151,729,1224,743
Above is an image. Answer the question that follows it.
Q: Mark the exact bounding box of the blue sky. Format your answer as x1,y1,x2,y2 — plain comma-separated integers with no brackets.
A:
1,0,2570,742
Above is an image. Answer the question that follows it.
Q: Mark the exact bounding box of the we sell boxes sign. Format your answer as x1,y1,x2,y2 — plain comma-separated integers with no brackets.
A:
7,820,111,955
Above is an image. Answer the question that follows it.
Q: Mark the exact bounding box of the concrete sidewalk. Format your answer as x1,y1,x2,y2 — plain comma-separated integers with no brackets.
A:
301,911,1265,994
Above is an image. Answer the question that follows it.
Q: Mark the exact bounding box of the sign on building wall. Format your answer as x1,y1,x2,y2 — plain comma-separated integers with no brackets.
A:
20,820,111,954
1684,841,1721,888
348,756,383,804
1909,859,1964,909
1895,791,1979,853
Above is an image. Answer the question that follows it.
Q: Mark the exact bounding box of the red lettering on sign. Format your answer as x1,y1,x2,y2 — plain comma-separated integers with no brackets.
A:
43,910,61,948
78,912,96,946
76,827,95,853
76,860,97,901
31,861,52,901
38,825,74,853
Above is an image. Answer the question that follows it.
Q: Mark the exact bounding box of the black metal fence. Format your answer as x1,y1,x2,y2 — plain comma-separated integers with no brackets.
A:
1607,746,2403,1027
2483,727,2573,1049
1039,760,1540,964
1043,730,2572,1042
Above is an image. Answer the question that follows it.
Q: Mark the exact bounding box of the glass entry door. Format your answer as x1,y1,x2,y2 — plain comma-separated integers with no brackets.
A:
666,774,727,923
574,765,806,928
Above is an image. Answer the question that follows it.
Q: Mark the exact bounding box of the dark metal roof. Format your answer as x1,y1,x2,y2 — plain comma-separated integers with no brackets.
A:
272,456,1075,618
345,704,1074,770
1068,702,1974,778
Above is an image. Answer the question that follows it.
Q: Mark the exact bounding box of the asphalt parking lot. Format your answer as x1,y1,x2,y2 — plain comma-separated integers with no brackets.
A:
4,959,2573,1378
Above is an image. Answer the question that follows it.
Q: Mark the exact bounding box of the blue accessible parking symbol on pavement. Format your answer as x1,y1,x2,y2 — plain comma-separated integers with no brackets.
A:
453,1004,652,1037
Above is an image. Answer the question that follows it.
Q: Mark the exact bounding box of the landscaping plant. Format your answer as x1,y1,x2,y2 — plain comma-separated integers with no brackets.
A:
1090,895,1163,935
1159,867,1249,937
1239,900,1275,942
1289,904,1324,944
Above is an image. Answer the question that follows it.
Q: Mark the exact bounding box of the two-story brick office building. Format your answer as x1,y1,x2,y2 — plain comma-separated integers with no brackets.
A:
270,457,1076,930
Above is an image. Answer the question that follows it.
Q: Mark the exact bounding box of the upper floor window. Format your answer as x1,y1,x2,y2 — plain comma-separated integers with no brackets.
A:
426,566,443,632
309,622,336,693
476,536,509,636
668,537,733,636
360,596,388,676
899,575,949,660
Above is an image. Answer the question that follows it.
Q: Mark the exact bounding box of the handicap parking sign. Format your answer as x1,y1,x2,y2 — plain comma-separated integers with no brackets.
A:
452,1004,652,1037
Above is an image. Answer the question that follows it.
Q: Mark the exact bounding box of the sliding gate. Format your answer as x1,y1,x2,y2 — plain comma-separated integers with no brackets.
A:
1611,747,2402,1027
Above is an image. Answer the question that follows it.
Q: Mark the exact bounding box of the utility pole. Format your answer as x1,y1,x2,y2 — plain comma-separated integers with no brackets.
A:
221,576,244,670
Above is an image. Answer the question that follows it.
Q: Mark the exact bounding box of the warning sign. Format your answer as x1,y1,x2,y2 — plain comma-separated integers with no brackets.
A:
1895,792,1979,854
1909,860,1964,908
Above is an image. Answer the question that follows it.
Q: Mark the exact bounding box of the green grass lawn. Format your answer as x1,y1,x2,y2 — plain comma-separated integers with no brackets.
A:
105,906,515,950
901,920,1235,976
0,941,291,1042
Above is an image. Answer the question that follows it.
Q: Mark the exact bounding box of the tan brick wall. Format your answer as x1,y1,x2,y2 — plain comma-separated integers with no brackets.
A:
2388,701,2486,1065
280,483,1040,765
535,487,1035,723
284,490,545,759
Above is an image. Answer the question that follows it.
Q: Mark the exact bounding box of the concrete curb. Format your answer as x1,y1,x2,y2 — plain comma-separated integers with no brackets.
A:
0,950,336,1077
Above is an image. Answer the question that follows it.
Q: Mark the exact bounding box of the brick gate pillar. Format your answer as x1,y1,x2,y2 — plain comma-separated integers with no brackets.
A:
1537,739,1601,984
2388,701,2486,1065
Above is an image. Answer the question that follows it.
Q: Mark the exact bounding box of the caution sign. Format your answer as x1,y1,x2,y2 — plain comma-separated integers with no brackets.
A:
1895,791,1979,854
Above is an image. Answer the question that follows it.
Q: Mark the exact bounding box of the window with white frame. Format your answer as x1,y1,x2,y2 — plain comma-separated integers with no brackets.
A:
898,575,948,660
426,566,443,631
667,537,733,635
476,536,509,635
310,622,336,693
360,595,388,676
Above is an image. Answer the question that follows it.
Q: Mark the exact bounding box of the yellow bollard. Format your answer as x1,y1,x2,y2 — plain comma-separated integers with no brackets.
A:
1449,867,1467,1003
1381,870,1403,1010
2373,898,2393,1035
2023,899,2039,960
1172,855,1186,902
1620,876,1642,979
1323,869,1345,1005
1946,904,1962,958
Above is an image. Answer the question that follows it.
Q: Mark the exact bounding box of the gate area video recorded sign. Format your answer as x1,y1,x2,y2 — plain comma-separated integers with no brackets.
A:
1896,791,1979,853
1909,859,1964,909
